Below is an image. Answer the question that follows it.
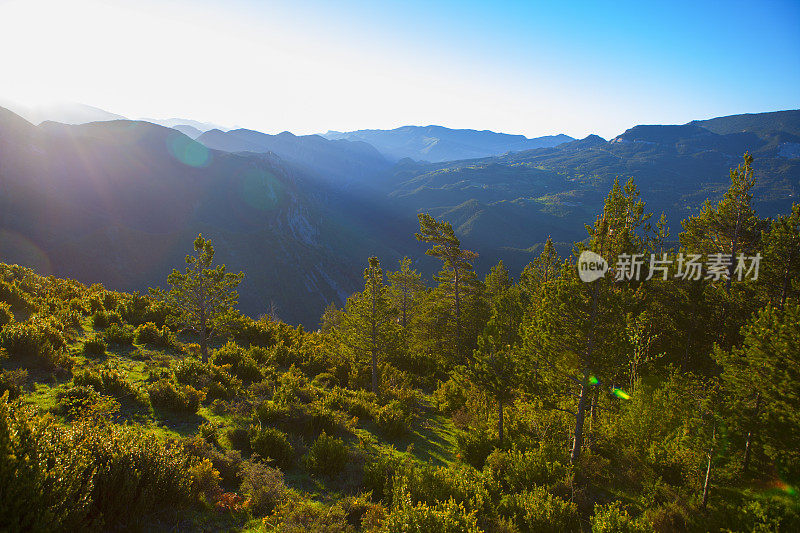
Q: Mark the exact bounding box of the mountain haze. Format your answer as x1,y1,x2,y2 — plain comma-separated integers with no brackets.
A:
323,125,574,162
0,107,797,326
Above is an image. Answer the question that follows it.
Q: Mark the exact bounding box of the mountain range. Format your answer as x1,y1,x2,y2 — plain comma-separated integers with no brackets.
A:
0,105,797,326
323,125,574,162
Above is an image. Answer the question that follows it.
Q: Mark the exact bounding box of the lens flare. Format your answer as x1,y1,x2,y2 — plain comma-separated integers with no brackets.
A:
167,132,211,168
773,480,797,496
239,167,283,211
0,230,53,275
611,388,631,400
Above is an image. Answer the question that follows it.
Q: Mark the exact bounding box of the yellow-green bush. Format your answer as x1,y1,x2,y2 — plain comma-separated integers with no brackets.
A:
134,322,174,348
103,323,134,345
304,431,349,477
251,427,295,468
498,486,580,533
147,379,204,413
0,302,13,328
240,460,289,516
0,319,71,369
83,336,107,358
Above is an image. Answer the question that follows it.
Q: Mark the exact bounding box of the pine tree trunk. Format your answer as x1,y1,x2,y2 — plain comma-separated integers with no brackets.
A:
454,268,461,358
780,264,791,310
702,424,716,509
498,399,504,444
371,272,379,396
743,392,761,474
200,310,208,363
571,378,589,464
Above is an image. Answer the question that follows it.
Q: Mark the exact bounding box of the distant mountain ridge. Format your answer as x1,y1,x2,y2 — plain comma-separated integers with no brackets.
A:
0,101,126,125
322,125,574,162
0,105,797,326
196,128,391,184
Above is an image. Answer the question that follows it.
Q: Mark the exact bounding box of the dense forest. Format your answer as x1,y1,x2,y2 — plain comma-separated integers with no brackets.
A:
1,154,798,531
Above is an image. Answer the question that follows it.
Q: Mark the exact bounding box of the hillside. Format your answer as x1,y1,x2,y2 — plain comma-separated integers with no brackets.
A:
0,107,403,326
375,110,800,275
2,107,799,326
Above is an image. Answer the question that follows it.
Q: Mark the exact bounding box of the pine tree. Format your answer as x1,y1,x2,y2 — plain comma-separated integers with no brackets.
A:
680,153,762,294
760,203,800,309
415,213,479,360
461,319,521,444
154,234,243,362
522,178,652,463
339,257,397,395
716,303,800,478
387,257,424,328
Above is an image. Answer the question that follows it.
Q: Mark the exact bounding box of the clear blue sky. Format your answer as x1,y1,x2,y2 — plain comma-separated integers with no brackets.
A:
1,0,798,138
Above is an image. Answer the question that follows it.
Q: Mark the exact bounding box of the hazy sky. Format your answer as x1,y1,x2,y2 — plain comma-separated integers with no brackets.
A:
1,0,798,139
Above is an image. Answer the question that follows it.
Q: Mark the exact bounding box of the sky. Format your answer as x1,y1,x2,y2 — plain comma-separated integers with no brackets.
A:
0,0,798,139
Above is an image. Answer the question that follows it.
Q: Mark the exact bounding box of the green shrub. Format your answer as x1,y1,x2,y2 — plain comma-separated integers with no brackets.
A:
173,358,241,400
268,498,352,532
498,486,580,533
147,379,204,413
485,445,570,492
83,336,107,358
227,427,252,453
251,427,294,468
383,485,481,533
73,366,148,408
590,502,648,533
240,460,288,516
134,322,174,348
0,319,71,369
0,280,36,312
0,396,95,531
80,420,196,528
212,341,263,383
54,386,120,420
0,369,27,400
399,463,494,522
311,372,338,388
91,310,110,328
377,400,413,439
230,315,277,347
363,452,402,504
0,302,13,328
456,428,498,469
103,323,134,345
188,458,222,501
433,378,468,414
304,431,349,476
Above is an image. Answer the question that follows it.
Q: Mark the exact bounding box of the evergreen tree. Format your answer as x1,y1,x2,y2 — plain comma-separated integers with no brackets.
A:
461,319,521,444
522,178,652,463
387,257,424,328
759,203,800,309
339,257,396,395
716,303,800,479
680,153,763,294
154,234,243,362
415,213,479,360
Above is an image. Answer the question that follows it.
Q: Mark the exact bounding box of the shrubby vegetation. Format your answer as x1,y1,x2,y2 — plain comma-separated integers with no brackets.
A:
0,154,798,530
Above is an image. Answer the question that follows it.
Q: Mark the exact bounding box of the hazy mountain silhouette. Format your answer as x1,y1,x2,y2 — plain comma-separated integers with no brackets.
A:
1,106,797,325
197,128,391,183
0,107,403,326
171,124,204,139
322,125,574,162
0,100,126,125
142,117,228,132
